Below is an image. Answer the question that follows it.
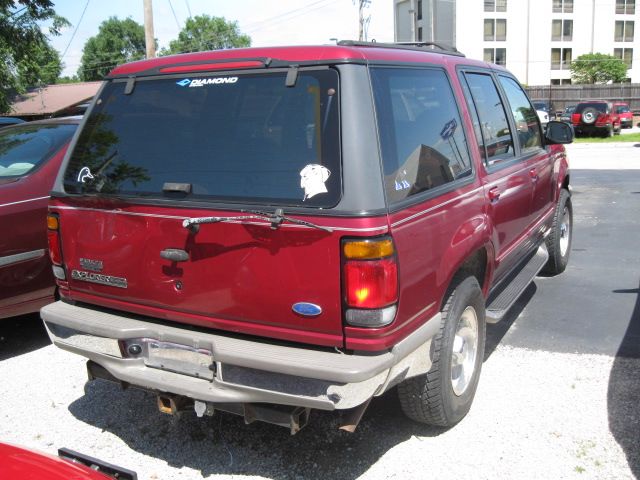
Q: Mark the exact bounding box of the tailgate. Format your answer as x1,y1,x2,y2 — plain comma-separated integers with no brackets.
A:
56,202,344,345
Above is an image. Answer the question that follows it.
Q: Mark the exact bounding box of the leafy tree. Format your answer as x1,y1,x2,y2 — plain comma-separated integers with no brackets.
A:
570,53,628,84
161,15,251,55
0,0,68,113
78,17,147,81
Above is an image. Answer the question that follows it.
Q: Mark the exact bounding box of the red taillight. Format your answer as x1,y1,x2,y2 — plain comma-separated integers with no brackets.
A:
47,213,63,266
571,113,581,124
344,258,398,308
342,236,399,327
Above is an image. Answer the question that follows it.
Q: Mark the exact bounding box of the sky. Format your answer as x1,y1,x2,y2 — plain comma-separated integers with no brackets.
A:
47,0,395,77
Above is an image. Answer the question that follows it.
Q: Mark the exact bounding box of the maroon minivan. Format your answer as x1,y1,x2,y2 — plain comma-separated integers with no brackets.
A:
41,42,573,433
0,118,78,319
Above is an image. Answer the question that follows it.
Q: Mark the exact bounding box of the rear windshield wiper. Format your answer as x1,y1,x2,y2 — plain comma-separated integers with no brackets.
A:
182,208,332,233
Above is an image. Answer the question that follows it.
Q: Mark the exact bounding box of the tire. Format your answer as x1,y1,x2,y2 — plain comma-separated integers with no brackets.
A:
543,188,572,275
614,124,621,135
581,107,598,125
397,277,486,427
605,125,613,138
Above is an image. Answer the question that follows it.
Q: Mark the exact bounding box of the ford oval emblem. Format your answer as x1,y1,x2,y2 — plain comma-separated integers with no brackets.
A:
292,302,322,317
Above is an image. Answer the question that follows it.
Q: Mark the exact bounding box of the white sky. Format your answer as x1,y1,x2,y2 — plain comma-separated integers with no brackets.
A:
48,0,395,77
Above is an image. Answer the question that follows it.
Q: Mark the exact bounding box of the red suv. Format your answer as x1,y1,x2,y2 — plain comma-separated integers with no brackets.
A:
613,101,633,128
41,42,573,433
572,100,621,137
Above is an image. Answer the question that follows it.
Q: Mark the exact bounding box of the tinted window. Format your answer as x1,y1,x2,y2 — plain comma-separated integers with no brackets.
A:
0,123,76,178
616,105,630,113
575,102,608,114
371,68,473,203
499,76,542,153
64,70,340,207
462,72,514,166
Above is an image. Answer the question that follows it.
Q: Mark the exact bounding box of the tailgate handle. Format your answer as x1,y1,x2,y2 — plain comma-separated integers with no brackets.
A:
160,248,189,262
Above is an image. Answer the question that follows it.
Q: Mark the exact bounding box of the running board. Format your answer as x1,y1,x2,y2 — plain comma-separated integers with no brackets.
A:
485,244,549,324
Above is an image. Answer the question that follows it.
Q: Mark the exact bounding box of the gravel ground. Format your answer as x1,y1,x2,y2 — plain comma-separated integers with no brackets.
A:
0,317,637,480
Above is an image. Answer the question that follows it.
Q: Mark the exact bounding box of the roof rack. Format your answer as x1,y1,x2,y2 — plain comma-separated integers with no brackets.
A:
337,40,465,57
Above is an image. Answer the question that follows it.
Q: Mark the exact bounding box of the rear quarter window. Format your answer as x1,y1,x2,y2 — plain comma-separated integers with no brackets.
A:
371,67,473,204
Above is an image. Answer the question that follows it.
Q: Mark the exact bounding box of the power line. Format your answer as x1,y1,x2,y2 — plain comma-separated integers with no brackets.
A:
167,0,181,30
184,0,192,19
61,0,90,59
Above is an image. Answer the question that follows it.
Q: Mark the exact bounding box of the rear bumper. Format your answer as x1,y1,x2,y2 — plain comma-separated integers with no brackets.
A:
41,301,439,410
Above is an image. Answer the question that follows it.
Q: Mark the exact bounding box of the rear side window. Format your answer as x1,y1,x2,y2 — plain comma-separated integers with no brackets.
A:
498,76,543,154
0,124,76,178
371,68,473,204
462,72,515,166
64,69,340,207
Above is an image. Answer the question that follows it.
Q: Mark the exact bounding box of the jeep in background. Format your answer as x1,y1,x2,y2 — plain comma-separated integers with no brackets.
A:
572,100,621,137
41,42,573,434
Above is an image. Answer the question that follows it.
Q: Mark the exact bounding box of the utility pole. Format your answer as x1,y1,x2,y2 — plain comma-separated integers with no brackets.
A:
357,0,371,41
143,0,156,59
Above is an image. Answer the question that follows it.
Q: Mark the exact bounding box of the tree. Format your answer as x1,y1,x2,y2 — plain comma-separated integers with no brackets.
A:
570,53,628,84
161,15,251,55
78,17,146,81
0,0,68,113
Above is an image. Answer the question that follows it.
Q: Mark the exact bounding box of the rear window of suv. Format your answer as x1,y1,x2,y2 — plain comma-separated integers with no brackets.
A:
63,69,341,207
575,102,608,114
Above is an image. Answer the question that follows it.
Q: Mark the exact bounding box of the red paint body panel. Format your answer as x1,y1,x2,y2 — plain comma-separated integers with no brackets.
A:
51,197,389,347
0,443,111,480
0,120,78,319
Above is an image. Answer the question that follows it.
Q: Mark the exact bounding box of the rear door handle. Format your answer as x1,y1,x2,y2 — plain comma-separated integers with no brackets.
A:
529,168,539,182
488,187,500,202
160,248,189,262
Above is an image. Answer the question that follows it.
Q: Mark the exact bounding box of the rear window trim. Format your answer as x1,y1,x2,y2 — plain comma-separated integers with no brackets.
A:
64,66,343,209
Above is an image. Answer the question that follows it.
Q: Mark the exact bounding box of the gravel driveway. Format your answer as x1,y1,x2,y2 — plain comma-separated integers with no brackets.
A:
1,144,638,480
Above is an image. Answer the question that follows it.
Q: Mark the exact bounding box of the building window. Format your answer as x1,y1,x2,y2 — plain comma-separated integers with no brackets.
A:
484,48,507,65
551,48,572,69
553,0,573,13
484,19,507,41
552,79,572,85
615,20,634,42
614,48,633,68
484,0,507,12
417,0,422,20
616,0,635,14
418,26,423,41
552,19,573,41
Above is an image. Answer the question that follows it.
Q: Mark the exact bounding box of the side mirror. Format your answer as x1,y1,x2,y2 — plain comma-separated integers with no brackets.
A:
545,120,574,144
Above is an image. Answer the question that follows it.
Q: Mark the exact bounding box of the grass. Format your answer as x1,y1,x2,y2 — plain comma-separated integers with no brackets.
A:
573,132,640,143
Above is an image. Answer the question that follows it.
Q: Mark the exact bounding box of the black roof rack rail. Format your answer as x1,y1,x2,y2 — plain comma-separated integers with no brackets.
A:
337,40,465,57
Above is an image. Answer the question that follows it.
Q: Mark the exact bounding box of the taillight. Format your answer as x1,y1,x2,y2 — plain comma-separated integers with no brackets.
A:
47,213,66,280
342,237,398,328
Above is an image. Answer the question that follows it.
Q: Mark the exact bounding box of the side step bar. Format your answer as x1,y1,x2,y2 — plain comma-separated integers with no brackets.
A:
485,244,549,324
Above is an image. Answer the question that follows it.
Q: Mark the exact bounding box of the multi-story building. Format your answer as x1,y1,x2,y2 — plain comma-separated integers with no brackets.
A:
394,0,640,85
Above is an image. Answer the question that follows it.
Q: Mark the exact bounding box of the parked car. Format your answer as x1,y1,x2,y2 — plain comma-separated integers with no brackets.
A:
613,101,633,128
0,442,136,479
532,100,556,119
572,100,621,137
0,117,79,320
559,105,576,123
536,109,549,130
41,42,573,434
0,117,25,129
